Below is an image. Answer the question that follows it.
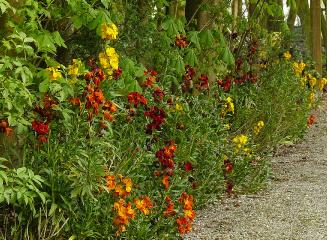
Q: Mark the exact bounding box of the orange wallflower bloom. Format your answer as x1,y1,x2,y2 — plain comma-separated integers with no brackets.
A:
113,199,135,236
307,114,316,127
162,175,170,189
134,196,153,215
105,175,116,190
104,111,114,121
184,209,195,220
176,216,192,234
163,196,176,217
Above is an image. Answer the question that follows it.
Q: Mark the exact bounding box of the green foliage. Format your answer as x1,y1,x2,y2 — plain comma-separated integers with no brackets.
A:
0,0,322,239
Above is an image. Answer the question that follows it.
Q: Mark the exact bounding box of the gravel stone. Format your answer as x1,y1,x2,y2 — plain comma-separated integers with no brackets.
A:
185,98,327,240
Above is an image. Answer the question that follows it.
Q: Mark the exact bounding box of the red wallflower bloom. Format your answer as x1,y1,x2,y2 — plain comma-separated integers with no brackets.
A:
38,135,47,143
182,65,195,92
152,88,165,102
224,159,233,173
113,68,122,80
175,35,189,48
197,74,209,90
144,106,166,132
184,162,193,172
218,76,232,92
32,120,49,135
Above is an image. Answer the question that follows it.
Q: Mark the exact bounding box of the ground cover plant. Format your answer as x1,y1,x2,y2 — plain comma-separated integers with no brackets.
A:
0,0,326,239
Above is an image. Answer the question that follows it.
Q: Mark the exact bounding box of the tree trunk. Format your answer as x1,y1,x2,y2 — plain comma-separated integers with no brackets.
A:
266,0,284,31
297,0,312,55
232,0,239,30
321,11,327,49
168,0,185,18
185,0,211,30
238,0,242,18
287,6,297,32
185,0,202,26
310,0,322,74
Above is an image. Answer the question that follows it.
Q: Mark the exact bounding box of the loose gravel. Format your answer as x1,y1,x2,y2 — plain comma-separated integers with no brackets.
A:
185,99,327,240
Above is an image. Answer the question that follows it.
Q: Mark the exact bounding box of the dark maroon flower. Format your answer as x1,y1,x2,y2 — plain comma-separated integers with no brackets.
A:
184,162,193,172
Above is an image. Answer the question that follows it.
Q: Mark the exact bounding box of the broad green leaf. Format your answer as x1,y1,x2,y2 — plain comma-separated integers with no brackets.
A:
220,47,235,66
184,49,198,66
188,31,201,50
39,79,50,93
199,30,214,48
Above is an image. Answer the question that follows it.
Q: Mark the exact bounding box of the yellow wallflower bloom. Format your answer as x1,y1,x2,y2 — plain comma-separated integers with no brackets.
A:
46,66,62,80
300,76,307,87
292,62,306,76
226,97,234,113
99,52,110,69
175,103,183,111
68,59,82,77
254,120,265,135
99,47,119,70
283,51,291,60
318,77,327,91
232,134,248,149
309,92,315,103
101,23,118,40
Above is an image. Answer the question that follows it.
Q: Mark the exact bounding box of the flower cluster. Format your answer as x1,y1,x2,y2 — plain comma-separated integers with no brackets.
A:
163,196,176,217
152,87,165,102
144,106,166,133
46,66,62,80
232,134,248,150
113,199,135,236
99,47,119,73
307,114,316,127
175,35,189,48
101,22,118,40
128,92,148,107
134,196,153,215
283,51,292,60
143,69,158,88
0,119,12,136
253,120,265,135
221,96,235,118
32,95,58,143
182,65,195,92
155,141,177,189
32,120,49,143
68,59,82,78
112,67,123,80
196,74,209,90
105,174,132,198
224,157,233,174
292,61,306,76
176,192,195,234
217,76,232,92
318,77,327,91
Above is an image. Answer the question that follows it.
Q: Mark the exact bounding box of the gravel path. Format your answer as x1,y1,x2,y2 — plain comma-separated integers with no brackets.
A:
185,99,327,240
